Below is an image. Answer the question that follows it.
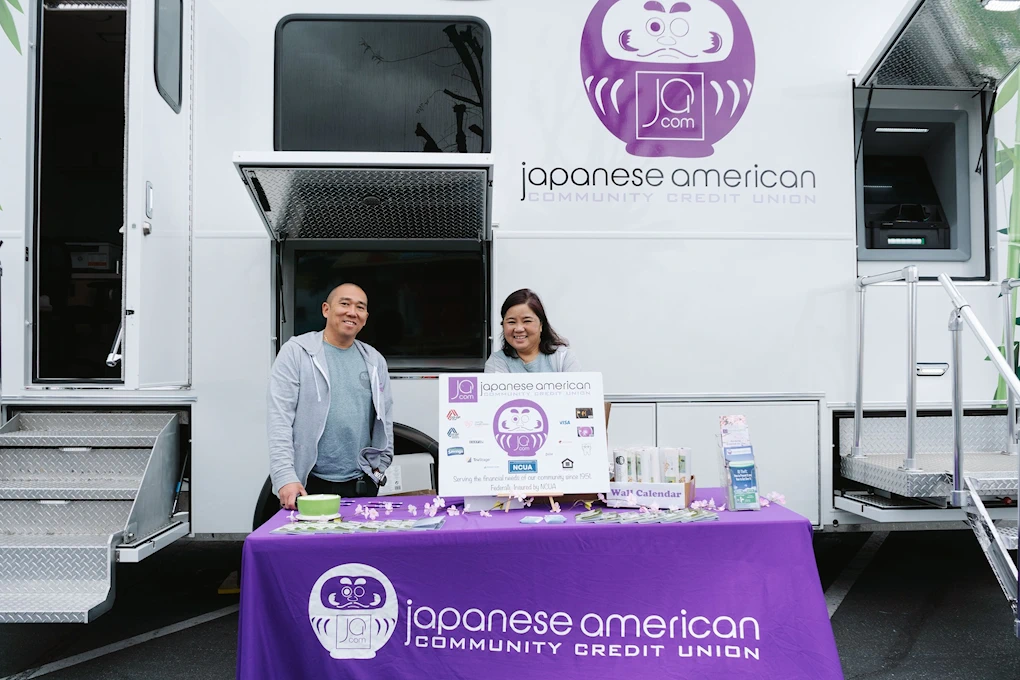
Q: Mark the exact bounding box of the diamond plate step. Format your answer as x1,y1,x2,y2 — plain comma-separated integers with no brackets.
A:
0,448,147,500
0,500,132,535
994,521,1019,551
841,452,1019,499
0,413,174,448
0,541,114,623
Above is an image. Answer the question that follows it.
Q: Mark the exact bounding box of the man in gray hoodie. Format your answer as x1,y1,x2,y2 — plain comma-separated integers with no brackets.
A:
267,283,394,510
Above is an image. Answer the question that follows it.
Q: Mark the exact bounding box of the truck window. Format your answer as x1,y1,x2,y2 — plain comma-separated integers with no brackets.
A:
292,248,487,367
155,0,182,113
274,16,490,153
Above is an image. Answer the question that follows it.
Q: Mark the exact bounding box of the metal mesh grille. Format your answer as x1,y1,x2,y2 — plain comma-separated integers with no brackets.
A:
241,167,487,240
866,0,1020,89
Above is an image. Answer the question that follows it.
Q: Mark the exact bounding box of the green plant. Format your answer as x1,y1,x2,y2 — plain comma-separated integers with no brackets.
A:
0,0,22,55
0,0,21,213
992,69,1020,401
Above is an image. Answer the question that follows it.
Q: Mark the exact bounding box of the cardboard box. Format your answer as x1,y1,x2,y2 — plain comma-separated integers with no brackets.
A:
605,476,696,509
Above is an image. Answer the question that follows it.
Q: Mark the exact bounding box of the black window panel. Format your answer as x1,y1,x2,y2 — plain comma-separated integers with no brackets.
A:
275,16,490,153
293,249,486,361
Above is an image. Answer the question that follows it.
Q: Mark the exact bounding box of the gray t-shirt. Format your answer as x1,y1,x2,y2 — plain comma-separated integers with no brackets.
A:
312,343,375,482
502,352,553,374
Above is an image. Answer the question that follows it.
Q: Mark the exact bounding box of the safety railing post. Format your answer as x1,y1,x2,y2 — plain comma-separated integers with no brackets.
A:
852,282,866,458
1004,279,1020,457
903,266,919,471
949,308,966,507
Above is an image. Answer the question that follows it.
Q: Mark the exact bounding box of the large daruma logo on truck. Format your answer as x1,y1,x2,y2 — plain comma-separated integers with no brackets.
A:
580,0,755,158
493,399,549,457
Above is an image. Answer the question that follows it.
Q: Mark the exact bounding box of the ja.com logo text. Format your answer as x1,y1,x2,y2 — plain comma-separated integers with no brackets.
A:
309,563,398,660
581,0,755,158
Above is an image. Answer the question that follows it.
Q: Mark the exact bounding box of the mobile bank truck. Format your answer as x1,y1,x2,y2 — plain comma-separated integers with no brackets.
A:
0,0,1017,636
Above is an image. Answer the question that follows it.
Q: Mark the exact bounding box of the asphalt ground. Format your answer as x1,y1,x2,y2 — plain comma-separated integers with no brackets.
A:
0,529,1017,679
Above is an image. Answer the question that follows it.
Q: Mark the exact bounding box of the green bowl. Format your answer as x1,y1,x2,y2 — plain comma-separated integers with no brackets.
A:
297,494,341,517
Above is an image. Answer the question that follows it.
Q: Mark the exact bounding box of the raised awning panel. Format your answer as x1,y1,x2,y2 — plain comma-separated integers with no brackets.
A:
860,0,1020,90
233,153,492,242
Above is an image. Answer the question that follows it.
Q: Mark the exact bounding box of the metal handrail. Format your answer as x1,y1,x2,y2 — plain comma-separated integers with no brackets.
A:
941,274,1020,640
1002,278,1020,456
852,265,919,471
939,274,1020,501
106,320,124,368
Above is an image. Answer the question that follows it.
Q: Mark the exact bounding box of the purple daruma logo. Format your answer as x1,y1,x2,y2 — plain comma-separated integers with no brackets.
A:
448,377,478,403
581,0,755,158
308,563,398,660
493,399,549,457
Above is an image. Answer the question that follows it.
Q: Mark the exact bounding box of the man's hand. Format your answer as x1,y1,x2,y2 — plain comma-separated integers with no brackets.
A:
278,482,306,510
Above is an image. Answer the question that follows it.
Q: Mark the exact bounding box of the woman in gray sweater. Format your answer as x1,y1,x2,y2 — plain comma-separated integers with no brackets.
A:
484,288,581,373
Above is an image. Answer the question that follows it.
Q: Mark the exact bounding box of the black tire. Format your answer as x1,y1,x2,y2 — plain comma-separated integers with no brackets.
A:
251,422,439,530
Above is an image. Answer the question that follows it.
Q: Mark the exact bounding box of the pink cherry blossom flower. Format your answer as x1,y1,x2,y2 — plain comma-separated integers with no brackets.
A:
597,493,607,503
479,510,491,518
367,508,380,521
639,506,649,514
549,501,561,514
384,502,394,515
668,504,680,513
408,505,418,516
523,497,534,508
759,497,771,507
355,504,364,515
433,496,446,509
626,492,638,506
717,504,726,512
649,501,660,512
447,506,460,516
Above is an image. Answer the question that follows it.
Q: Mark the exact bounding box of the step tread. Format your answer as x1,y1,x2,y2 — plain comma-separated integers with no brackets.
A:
842,452,1019,498
0,478,140,500
0,535,112,548
0,589,111,623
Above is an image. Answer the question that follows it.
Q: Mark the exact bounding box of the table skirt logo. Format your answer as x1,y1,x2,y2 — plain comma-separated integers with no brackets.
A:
581,0,755,158
309,563,398,660
449,377,478,403
494,399,549,457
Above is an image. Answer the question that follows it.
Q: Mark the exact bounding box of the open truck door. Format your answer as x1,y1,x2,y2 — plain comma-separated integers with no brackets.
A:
119,0,192,388
0,1,192,624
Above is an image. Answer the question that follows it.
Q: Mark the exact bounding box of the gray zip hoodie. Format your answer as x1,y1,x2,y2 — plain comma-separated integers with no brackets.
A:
266,330,394,496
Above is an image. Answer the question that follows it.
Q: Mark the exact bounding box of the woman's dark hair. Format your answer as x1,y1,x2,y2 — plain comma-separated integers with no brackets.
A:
500,288,568,357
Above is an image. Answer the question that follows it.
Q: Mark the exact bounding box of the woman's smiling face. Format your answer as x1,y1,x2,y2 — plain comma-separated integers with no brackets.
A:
502,303,542,356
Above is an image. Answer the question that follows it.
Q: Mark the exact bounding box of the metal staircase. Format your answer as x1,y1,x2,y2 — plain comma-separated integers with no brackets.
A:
0,412,187,623
841,267,1020,638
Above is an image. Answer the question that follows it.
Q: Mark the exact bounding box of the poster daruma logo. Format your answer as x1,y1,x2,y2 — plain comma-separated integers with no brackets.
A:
581,0,755,158
493,399,549,457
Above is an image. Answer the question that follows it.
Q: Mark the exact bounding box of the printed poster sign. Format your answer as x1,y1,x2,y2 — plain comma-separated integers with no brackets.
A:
438,372,611,496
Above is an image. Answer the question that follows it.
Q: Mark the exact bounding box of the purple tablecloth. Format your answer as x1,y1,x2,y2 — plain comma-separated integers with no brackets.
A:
237,489,842,679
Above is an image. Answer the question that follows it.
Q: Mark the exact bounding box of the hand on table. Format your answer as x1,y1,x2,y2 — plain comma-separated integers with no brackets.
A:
279,482,306,510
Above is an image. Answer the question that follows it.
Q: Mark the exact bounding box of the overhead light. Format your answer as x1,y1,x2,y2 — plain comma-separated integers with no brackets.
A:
875,127,929,133
982,0,1020,12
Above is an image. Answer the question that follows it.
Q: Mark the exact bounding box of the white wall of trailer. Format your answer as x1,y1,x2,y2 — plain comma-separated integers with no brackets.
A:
1,0,1016,534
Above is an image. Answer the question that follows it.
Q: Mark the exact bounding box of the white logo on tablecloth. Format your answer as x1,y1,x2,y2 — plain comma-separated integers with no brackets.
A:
309,563,398,659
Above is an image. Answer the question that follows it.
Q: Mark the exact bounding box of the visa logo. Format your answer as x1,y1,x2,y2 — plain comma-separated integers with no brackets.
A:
509,460,538,474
